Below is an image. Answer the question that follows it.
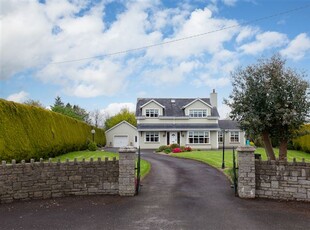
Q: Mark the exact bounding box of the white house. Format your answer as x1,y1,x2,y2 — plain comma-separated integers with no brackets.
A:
105,121,138,148
135,90,245,149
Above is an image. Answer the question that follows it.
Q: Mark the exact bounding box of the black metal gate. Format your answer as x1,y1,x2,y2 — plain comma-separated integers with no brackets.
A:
232,147,238,196
135,146,141,195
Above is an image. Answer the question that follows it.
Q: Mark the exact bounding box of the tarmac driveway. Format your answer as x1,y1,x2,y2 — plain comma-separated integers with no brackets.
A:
0,150,309,230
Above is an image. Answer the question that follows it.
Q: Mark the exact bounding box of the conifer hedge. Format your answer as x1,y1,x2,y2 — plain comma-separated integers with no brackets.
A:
293,124,310,153
0,99,106,161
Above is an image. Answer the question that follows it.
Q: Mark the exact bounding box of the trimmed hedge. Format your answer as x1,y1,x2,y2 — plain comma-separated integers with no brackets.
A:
293,124,310,153
0,99,106,161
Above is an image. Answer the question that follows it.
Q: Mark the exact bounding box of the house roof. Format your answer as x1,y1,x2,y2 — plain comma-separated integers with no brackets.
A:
105,121,137,133
182,98,212,109
136,98,219,117
137,123,220,131
218,120,241,130
139,99,165,108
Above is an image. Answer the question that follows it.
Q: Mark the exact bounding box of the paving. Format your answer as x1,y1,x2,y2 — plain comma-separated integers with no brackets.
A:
0,150,309,230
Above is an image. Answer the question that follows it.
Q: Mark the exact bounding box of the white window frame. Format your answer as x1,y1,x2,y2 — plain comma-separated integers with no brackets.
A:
230,131,240,143
218,131,223,143
145,108,159,117
145,132,160,143
188,131,210,144
189,109,208,118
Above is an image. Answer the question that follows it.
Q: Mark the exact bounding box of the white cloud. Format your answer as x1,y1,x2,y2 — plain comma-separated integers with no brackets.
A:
100,102,136,117
280,33,310,61
6,91,29,103
222,0,237,6
218,103,231,119
239,31,288,54
235,26,258,44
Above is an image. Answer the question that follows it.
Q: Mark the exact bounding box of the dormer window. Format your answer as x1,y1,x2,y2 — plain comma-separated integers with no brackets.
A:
189,109,208,118
146,109,159,117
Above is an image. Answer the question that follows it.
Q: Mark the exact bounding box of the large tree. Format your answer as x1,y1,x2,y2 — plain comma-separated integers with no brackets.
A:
225,54,309,160
104,108,136,130
51,96,90,123
23,99,45,109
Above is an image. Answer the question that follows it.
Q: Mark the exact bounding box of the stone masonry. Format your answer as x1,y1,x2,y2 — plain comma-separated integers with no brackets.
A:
119,147,136,196
237,146,256,198
0,149,136,203
255,159,310,201
238,147,310,202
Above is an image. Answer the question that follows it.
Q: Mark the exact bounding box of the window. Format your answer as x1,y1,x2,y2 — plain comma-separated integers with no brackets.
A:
189,109,208,117
188,131,209,144
145,132,159,142
218,132,223,143
135,136,137,143
145,109,159,117
230,131,239,143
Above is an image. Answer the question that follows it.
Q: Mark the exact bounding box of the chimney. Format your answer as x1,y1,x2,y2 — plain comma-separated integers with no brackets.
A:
210,89,217,108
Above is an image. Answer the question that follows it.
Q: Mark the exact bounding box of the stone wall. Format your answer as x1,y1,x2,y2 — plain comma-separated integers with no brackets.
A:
255,159,310,201
237,146,310,202
0,148,136,203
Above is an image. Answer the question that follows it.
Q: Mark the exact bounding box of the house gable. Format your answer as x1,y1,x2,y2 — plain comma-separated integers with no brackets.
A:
141,101,164,116
105,121,137,134
184,99,212,117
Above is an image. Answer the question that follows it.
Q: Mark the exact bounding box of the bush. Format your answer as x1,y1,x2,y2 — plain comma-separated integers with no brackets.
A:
185,146,192,152
0,99,106,161
293,124,310,154
172,148,182,153
170,143,179,149
157,145,169,152
88,142,97,151
164,148,171,154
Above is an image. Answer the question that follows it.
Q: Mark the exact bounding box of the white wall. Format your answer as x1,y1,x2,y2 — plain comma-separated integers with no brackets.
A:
105,122,138,147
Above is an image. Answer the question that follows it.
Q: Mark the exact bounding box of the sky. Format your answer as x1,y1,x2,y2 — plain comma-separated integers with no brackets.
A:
1,0,310,119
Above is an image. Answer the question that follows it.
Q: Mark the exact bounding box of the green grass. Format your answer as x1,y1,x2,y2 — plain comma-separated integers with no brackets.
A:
171,148,310,178
51,150,151,178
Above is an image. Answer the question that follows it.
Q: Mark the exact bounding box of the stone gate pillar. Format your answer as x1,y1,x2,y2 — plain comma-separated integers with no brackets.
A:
237,146,256,198
119,147,136,196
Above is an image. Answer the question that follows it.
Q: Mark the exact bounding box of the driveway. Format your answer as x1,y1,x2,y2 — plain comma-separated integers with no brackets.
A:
0,150,309,230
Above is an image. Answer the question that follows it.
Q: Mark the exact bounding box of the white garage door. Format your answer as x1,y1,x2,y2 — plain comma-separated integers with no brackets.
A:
114,136,128,147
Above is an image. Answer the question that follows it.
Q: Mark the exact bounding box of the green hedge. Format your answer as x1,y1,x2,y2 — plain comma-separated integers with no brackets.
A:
0,99,106,161
293,124,310,153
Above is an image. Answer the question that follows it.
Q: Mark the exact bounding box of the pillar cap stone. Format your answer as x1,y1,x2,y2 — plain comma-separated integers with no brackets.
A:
236,146,256,152
119,146,137,153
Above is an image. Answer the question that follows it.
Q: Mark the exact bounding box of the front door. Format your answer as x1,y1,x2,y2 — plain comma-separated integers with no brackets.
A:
170,132,178,145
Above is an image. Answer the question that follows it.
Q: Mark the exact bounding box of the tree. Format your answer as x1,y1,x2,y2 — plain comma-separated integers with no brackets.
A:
104,108,136,130
90,109,104,128
23,99,45,109
225,54,309,160
54,96,64,107
51,96,90,123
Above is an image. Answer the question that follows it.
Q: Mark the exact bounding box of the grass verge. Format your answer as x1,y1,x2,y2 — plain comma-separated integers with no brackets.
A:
170,147,310,179
51,150,151,179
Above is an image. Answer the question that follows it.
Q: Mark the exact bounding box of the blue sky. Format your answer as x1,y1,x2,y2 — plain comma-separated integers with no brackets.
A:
1,0,310,119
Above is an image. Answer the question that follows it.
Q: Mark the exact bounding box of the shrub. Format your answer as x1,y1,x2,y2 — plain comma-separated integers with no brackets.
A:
88,142,97,151
185,146,192,152
158,145,169,152
293,124,310,153
170,143,179,149
172,148,182,153
0,99,106,161
164,148,171,154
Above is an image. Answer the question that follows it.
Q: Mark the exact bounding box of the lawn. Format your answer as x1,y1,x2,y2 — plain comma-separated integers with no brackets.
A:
170,147,310,178
51,150,151,179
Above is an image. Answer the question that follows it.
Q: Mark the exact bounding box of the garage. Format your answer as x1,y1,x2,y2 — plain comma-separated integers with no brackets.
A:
105,121,137,148
113,135,129,148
